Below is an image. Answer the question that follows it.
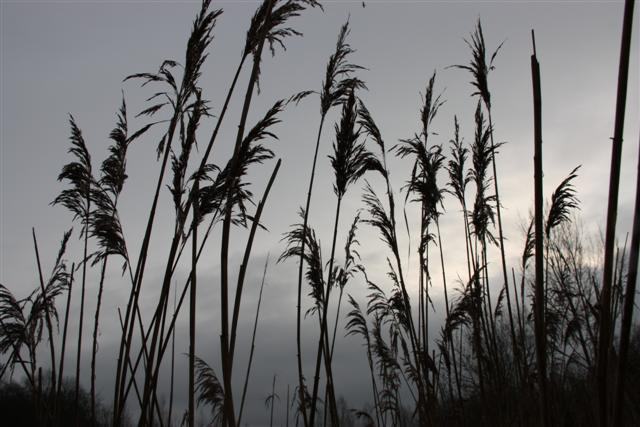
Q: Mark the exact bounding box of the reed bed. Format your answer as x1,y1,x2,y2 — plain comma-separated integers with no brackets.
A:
0,1,637,426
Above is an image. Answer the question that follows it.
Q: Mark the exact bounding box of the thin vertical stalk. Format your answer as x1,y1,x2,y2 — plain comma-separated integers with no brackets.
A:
472,237,486,400
368,340,382,427
483,110,508,370
139,8,241,418
612,134,640,427
531,30,548,427
56,262,75,421
189,180,199,427
480,41,521,388
114,49,247,427
220,3,274,425
32,229,57,426
269,375,277,427
436,219,462,403
462,194,486,400
90,258,108,425
120,3,223,409
134,217,219,408
420,240,428,358
38,367,43,423
119,55,247,426
481,243,499,370
125,204,224,413
512,268,526,380
597,1,635,426
286,384,290,427
309,196,342,427
136,146,184,426
31,229,57,403
520,266,527,353
295,116,326,427
229,159,282,364
168,287,177,427
237,257,269,427
117,309,146,410
118,110,180,425
329,265,350,362
75,196,89,422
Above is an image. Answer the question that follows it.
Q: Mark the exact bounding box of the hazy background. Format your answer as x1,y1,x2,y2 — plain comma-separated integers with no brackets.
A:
1,0,638,425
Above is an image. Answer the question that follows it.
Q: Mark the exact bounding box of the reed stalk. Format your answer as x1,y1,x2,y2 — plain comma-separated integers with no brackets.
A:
31,229,57,417
293,19,364,427
613,137,640,427
189,180,199,427
237,257,269,427
531,30,549,427
597,1,635,425
219,3,275,423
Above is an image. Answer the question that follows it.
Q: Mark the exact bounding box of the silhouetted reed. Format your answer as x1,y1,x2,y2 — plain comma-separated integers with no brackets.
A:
2,3,638,427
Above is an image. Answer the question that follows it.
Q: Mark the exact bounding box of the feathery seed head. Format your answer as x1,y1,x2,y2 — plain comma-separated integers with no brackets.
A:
546,166,581,238
321,20,366,115
330,91,385,199
453,19,504,110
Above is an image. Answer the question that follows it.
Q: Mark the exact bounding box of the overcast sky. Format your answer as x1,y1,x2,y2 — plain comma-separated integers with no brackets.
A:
1,0,639,425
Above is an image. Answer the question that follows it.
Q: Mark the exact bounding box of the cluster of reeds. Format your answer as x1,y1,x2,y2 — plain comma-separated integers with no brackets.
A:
0,0,638,426
1,1,323,425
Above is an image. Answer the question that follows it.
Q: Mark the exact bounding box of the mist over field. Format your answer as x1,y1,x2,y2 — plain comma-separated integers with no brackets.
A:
1,1,639,426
